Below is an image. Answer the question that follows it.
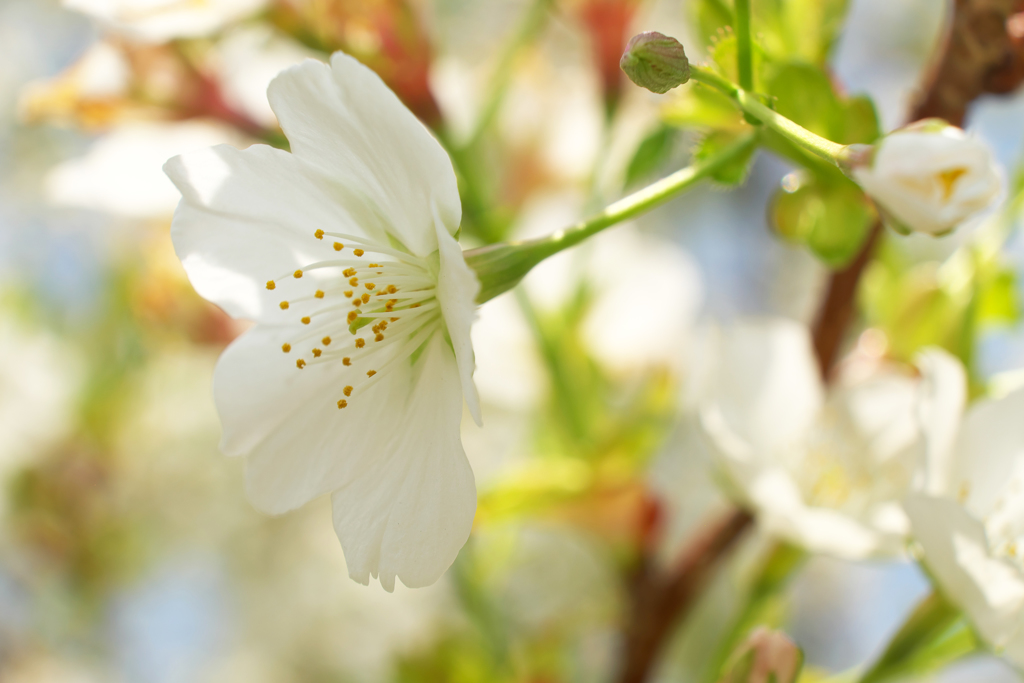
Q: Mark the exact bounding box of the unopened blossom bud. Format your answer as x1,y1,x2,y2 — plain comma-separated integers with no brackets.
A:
843,119,1001,236
620,31,690,94
718,628,803,683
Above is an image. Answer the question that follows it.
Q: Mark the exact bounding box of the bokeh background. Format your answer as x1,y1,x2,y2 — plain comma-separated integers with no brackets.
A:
2,0,1024,681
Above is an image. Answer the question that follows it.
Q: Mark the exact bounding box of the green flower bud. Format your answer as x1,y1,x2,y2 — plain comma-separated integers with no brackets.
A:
620,31,690,94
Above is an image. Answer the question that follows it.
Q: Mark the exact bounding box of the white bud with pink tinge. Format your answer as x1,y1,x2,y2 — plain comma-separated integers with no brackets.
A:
846,119,1001,236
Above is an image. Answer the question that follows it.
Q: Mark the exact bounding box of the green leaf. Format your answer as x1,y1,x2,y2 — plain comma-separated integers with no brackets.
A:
858,591,977,683
662,82,744,129
771,171,874,268
695,130,758,185
977,267,1021,327
709,32,767,91
765,63,842,140
693,0,850,65
693,0,734,51
839,95,882,145
625,126,676,187
765,62,880,145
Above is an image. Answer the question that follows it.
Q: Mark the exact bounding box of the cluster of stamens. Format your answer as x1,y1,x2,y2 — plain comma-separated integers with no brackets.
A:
266,229,440,411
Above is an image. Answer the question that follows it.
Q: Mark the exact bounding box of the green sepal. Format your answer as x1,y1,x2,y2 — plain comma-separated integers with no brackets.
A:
771,170,875,268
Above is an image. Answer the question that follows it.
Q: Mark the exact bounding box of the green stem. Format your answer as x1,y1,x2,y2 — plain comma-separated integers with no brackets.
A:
703,543,806,683
689,67,846,164
735,0,754,93
855,590,975,683
464,131,757,303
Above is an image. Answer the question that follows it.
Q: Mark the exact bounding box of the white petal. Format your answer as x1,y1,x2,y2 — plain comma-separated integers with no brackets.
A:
331,335,476,591
213,324,414,513
950,386,1024,516
267,54,462,258
433,200,481,425
167,143,389,321
748,470,883,559
699,319,824,463
915,348,967,494
906,494,1024,649
835,367,919,467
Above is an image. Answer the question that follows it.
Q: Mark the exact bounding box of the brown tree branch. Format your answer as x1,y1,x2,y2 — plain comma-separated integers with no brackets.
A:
618,508,754,683
617,2,1024,681
811,0,1024,377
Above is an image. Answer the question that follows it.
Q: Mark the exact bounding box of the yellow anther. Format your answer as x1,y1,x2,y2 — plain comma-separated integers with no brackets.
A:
315,290,325,299
266,281,276,290
369,263,379,268
343,357,351,366
390,317,399,322
280,301,290,310
344,290,353,298
361,293,370,304
352,299,362,308
312,348,322,358
347,311,358,323
337,399,348,409
334,242,343,251
387,285,397,294
344,386,353,396
366,369,376,377
365,283,376,290
282,343,291,353
301,316,311,325
379,321,388,330
349,278,359,287
355,338,366,348
322,336,332,346
294,270,303,279
343,268,356,277
354,249,365,257
374,334,384,342
314,229,324,239
371,324,380,334
385,305,394,312
296,359,306,369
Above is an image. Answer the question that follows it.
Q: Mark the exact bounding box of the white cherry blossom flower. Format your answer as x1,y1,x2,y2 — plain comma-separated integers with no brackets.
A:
166,53,481,591
695,319,929,559
63,0,268,43
849,121,1001,236
905,351,1024,666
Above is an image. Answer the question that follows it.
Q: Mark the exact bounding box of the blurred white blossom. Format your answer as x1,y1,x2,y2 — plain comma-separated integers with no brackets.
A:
905,351,1024,666
695,319,930,559
166,54,480,591
63,0,268,43
47,120,247,218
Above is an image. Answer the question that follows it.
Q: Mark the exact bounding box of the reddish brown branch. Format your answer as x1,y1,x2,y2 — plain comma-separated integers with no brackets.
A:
811,0,1024,377
618,508,754,683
